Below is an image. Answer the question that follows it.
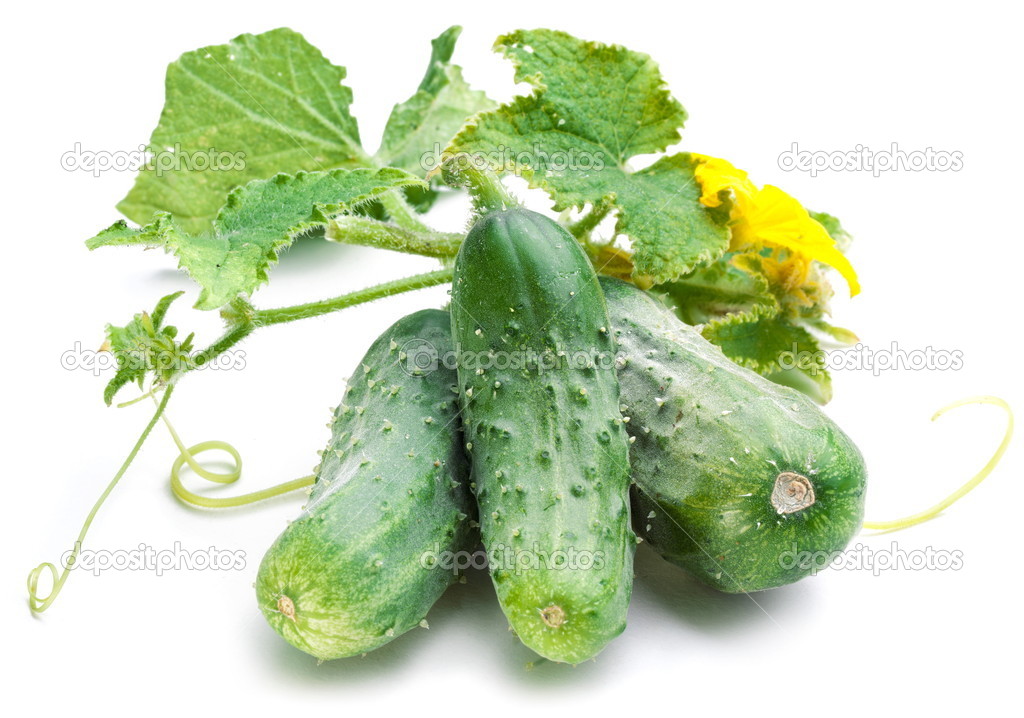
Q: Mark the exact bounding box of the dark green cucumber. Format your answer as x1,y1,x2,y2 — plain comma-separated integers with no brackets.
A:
256,309,474,659
451,207,634,663
601,277,867,592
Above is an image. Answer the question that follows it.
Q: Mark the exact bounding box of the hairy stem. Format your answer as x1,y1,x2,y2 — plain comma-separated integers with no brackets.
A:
568,199,614,241
251,268,454,327
191,320,256,368
377,190,434,234
441,154,516,214
327,216,462,258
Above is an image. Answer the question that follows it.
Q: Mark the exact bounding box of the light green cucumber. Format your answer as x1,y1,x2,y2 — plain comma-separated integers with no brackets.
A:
256,309,474,659
601,277,867,592
451,206,634,663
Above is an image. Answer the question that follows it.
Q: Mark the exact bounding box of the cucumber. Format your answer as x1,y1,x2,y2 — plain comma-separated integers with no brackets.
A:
255,309,474,660
451,206,634,663
600,277,867,592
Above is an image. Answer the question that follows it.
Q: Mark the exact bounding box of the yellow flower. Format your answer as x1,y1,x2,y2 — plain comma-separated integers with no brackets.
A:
692,154,757,207
733,251,818,309
692,155,860,296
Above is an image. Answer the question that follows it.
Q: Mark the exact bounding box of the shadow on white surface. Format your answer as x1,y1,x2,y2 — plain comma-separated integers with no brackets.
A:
247,540,815,688
631,543,809,634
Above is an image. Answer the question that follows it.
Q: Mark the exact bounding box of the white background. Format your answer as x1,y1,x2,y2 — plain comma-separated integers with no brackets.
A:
4,1,1021,715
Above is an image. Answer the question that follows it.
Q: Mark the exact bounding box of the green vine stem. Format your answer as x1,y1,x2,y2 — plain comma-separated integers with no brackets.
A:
440,154,516,214
327,216,461,259
203,267,454,369
376,191,435,234
349,141,434,235
191,321,256,369
28,385,176,613
251,267,453,328
567,199,614,241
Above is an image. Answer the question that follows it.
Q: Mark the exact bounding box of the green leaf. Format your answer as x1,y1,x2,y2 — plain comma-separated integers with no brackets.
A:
377,26,495,175
92,168,423,310
701,304,832,404
806,317,859,346
447,29,728,283
103,291,191,405
658,245,840,402
118,28,369,234
87,211,186,251
657,250,776,325
701,304,793,374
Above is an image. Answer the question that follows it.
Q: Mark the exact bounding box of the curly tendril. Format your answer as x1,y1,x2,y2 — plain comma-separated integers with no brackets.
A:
863,396,1013,532
28,386,176,613
159,410,314,509
26,386,315,613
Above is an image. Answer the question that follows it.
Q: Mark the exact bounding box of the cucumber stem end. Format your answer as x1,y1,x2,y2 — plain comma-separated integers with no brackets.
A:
771,472,816,514
277,595,297,622
539,604,566,629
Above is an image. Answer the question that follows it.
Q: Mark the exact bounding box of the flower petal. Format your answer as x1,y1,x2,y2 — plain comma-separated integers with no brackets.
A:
744,186,860,296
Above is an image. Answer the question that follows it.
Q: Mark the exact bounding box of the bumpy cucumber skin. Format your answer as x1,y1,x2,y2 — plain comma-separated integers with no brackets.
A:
256,309,473,660
600,277,866,593
452,207,634,664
